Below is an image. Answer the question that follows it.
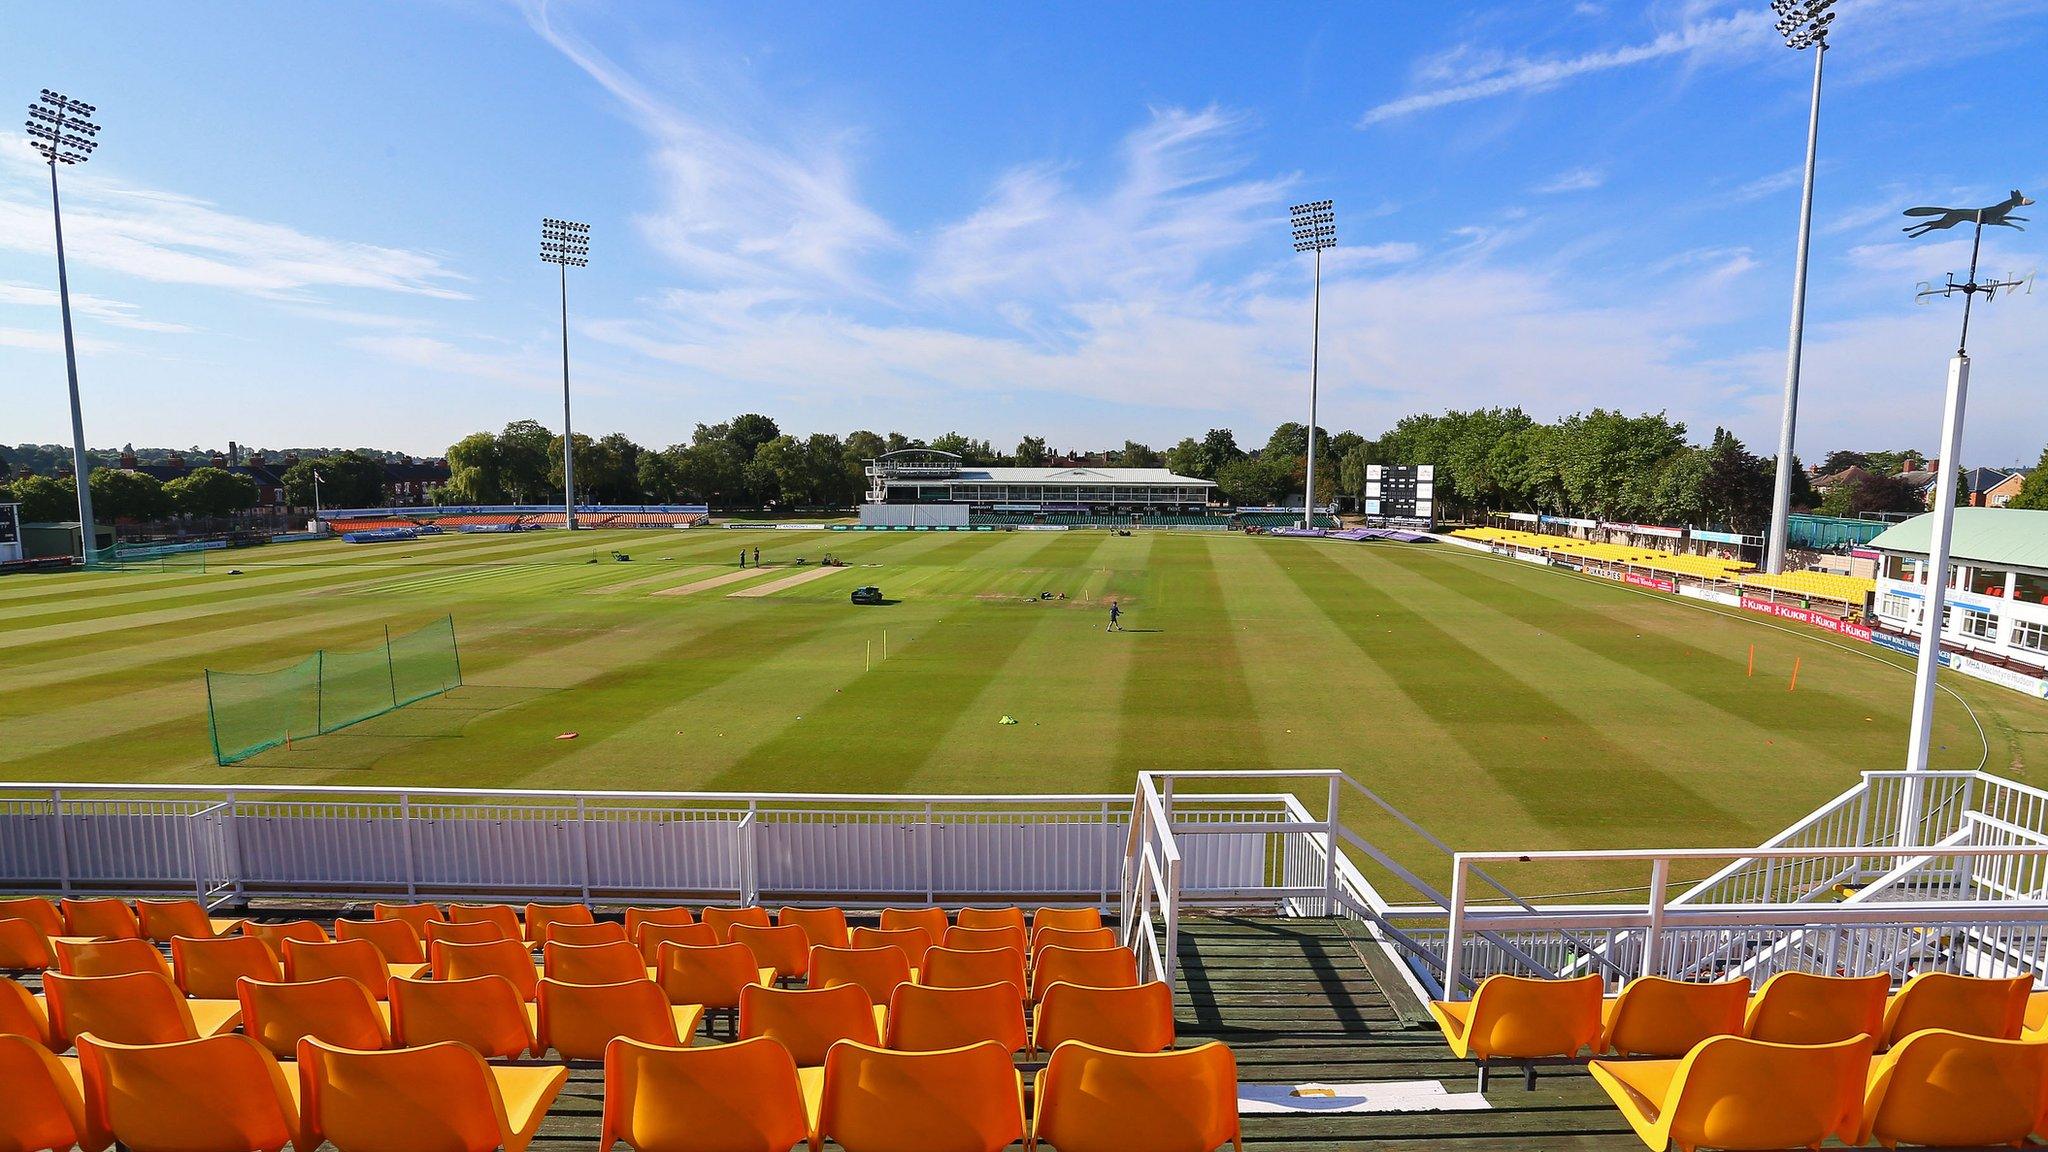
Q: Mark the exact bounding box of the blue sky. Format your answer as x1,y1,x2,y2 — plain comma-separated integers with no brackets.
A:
5,0,2046,463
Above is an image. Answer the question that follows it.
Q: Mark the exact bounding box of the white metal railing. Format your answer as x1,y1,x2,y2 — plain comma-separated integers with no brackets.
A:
0,783,1304,913
1437,844,2048,997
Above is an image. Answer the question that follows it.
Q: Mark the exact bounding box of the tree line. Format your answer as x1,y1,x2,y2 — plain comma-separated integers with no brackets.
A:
431,408,1899,530
0,467,260,523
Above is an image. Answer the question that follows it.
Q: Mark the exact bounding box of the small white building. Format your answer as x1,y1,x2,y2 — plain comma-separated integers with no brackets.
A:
1870,509,2048,696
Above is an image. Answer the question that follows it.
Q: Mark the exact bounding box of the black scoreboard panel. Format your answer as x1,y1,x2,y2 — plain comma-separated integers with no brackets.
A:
1363,464,1434,527
0,504,17,546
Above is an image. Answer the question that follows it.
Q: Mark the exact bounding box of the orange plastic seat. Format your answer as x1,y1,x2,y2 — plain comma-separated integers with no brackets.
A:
1600,977,1750,1057
2027,990,2048,1040
283,937,425,996
535,977,703,1060
944,924,1026,955
637,921,717,964
61,898,141,941
434,938,544,1000
0,917,56,971
1032,981,1175,1057
1030,907,1104,937
701,906,772,943
955,907,1026,934
0,1033,86,1152
372,901,444,934
425,918,507,947
238,975,391,1058
77,1032,299,1152
54,937,171,980
1744,970,1889,1046
1858,1027,2048,1148
136,897,243,942
923,946,1026,996
887,982,1026,1054
298,1037,569,1152
1,976,53,1048
243,919,327,953
0,897,65,937
45,971,241,1050
1031,1040,1241,1152
544,939,651,986
171,933,282,1000
1427,974,1602,1090
389,974,535,1059
1880,972,2029,1046
1030,944,1138,1003
624,906,695,945
657,942,774,1014
740,983,883,1068
522,902,592,944
1030,926,1119,967
544,920,629,946
731,923,812,982
450,902,524,940
880,907,950,941
778,906,851,950
602,1036,811,1152
1589,1034,1871,1152
337,917,429,965
811,945,915,1004
817,1040,1024,1152
852,925,934,971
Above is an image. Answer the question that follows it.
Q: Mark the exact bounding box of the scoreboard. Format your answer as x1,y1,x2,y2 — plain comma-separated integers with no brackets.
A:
1363,464,1434,528
0,503,19,564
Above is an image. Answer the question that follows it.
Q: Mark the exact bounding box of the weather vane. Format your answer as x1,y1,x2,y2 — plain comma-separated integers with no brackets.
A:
1908,189,2034,356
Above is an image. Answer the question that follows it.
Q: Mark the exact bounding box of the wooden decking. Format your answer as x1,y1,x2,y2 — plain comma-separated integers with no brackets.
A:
1178,913,1640,1151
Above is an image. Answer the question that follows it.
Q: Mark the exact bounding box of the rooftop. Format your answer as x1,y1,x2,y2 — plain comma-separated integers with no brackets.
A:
1869,508,2048,572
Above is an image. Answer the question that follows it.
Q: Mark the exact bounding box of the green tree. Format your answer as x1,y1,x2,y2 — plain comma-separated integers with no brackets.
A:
89,469,170,521
1014,436,1049,467
1112,441,1161,468
283,452,384,509
164,467,258,518
497,420,555,502
1214,455,1290,505
1337,443,1375,502
445,432,508,503
1820,450,1869,474
2006,447,2048,509
8,473,75,521
726,414,782,461
1163,438,1205,478
1697,428,1774,531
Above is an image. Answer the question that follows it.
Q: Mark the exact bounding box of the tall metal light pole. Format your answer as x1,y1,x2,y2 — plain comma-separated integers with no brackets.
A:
1763,0,1836,575
1897,191,2032,825
25,89,101,560
1290,200,1335,530
541,218,590,530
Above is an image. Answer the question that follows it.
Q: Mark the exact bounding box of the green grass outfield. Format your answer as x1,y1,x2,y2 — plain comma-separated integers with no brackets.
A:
5,527,2046,891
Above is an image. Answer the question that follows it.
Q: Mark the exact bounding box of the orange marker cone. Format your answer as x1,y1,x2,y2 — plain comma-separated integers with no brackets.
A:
1747,644,1755,677
1788,656,1801,692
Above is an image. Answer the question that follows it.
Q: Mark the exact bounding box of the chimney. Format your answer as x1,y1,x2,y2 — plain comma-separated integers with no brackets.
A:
228,440,240,466
167,452,187,469
250,451,267,467
284,453,301,466
211,453,228,468
119,450,138,468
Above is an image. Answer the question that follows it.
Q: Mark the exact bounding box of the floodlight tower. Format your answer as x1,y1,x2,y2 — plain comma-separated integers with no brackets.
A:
1290,200,1336,530
541,218,590,530
1763,0,1836,574
25,89,101,559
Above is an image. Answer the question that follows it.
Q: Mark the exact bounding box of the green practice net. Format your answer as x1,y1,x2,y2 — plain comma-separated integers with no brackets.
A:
87,544,209,572
205,616,462,764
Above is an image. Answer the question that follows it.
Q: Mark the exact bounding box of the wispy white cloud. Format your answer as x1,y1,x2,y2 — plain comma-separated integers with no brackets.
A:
0,133,467,303
1532,166,1607,194
1359,10,1767,126
521,0,895,295
0,280,195,333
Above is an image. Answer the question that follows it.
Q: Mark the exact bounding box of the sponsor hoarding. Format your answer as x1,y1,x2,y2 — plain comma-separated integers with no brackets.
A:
1739,595,1873,641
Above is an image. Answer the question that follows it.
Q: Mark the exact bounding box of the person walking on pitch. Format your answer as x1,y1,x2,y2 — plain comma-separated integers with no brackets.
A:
1107,600,1122,632
738,550,746,568
753,547,760,567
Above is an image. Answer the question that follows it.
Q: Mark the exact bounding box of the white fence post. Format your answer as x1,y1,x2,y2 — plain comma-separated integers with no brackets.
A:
1324,774,1341,916
575,797,592,904
1641,856,1671,981
48,788,72,898
399,794,418,899
1444,855,1468,999
923,801,935,904
1164,854,1182,985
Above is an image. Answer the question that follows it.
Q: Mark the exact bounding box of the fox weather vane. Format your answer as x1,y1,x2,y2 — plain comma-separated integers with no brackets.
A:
1908,189,2034,355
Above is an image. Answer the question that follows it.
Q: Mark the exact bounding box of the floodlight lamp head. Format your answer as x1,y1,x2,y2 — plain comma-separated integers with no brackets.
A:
1287,199,1336,252
25,88,99,165
1773,0,1834,49
540,216,591,265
